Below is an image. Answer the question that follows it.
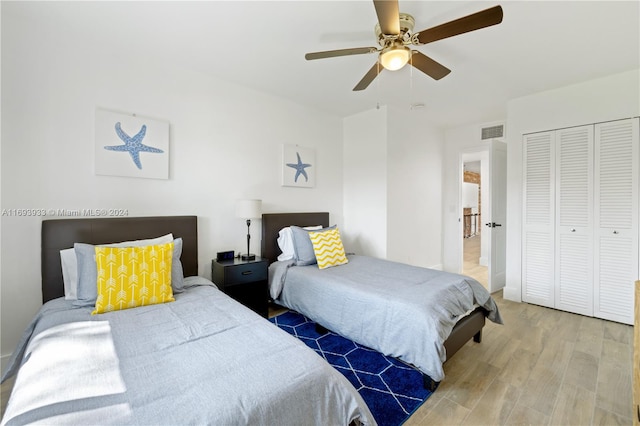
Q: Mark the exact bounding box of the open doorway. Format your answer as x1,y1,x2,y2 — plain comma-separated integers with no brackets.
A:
462,159,488,288
459,141,507,293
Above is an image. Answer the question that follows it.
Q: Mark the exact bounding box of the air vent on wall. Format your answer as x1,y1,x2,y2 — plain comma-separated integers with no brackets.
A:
481,124,505,140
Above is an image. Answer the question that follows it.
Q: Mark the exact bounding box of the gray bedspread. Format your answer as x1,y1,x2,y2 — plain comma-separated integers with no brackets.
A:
1,280,374,426
269,255,502,382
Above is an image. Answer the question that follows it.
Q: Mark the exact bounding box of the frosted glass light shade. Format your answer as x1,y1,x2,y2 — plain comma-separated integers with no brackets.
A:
235,199,262,219
380,46,410,71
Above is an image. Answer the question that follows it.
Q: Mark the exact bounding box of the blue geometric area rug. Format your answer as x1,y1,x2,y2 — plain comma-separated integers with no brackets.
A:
270,311,434,426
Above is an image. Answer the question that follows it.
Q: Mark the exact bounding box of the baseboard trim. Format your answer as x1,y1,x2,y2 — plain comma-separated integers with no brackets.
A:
479,256,488,266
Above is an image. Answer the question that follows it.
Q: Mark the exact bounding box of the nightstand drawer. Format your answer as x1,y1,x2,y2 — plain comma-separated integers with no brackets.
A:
225,263,268,285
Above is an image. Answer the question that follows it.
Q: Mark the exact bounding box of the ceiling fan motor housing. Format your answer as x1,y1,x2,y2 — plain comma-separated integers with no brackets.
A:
375,12,415,47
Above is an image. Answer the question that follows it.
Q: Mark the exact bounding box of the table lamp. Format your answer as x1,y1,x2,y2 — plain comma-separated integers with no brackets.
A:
235,199,262,261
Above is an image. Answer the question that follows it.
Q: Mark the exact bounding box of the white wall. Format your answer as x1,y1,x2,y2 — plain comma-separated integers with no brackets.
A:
504,68,640,301
386,106,443,269
343,105,445,268
343,107,388,258
1,11,344,366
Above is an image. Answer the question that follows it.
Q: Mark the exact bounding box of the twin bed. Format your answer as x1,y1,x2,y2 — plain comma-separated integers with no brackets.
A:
261,212,502,389
2,213,501,425
1,216,374,425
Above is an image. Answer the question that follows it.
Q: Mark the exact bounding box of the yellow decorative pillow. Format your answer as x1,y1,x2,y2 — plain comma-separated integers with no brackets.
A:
92,242,175,315
309,227,349,269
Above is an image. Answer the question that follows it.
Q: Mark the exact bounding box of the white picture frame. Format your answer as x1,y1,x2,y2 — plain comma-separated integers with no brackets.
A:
95,108,169,179
282,144,315,188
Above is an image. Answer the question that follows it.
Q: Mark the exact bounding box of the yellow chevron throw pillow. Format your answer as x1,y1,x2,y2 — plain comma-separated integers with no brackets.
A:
92,242,175,314
309,227,348,269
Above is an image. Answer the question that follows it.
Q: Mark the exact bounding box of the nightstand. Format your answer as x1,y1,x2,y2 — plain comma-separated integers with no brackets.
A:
212,257,269,318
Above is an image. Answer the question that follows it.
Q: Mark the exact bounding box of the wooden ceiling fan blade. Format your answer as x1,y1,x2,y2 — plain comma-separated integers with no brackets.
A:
373,0,400,35
305,47,378,60
353,63,382,91
415,5,503,45
410,51,451,80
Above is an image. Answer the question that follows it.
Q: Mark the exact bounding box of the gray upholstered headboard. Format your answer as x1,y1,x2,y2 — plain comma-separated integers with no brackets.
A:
260,212,329,264
41,216,198,303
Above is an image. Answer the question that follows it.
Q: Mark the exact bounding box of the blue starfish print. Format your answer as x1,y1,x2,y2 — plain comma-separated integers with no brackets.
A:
286,152,312,182
104,122,164,170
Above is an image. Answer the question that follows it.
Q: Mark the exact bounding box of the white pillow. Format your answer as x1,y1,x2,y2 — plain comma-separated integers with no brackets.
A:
60,233,174,300
277,226,322,261
60,249,78,299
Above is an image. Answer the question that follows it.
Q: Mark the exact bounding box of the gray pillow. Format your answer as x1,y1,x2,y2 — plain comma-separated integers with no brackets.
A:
290,225,336,266
73,242,99,306
171,238,185,294
74,238,185,306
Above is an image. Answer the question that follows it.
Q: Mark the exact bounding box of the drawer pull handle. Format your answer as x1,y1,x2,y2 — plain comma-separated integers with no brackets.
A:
241,271,253,276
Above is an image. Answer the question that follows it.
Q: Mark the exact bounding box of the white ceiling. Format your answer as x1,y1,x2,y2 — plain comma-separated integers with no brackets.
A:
7,1,640,129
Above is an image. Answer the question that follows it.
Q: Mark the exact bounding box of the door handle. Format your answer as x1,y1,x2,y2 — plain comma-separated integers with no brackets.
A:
485,222,502,228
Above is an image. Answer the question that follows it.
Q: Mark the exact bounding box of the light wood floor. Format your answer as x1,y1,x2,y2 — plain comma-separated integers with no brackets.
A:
463,235,488,289
413,233,633,425
404,290,632,425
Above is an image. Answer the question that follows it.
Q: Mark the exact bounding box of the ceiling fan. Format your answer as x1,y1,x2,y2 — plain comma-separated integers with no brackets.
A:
305,0,503,91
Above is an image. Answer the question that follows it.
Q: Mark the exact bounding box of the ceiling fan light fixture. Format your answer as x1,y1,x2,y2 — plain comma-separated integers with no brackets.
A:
379,45,411,71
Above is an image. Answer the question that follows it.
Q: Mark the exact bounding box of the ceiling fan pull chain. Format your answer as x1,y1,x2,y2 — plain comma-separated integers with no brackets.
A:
409,53,414,109
376,61,381,109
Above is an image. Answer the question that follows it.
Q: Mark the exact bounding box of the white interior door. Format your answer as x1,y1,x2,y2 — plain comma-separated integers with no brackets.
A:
487,140,507,292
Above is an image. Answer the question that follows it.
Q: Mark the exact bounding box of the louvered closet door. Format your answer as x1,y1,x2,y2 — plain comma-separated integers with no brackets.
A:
594,118,639,325
555,125,594,316
522,132,555,308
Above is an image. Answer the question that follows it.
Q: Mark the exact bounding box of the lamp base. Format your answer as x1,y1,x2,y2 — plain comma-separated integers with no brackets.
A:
241,253,256,261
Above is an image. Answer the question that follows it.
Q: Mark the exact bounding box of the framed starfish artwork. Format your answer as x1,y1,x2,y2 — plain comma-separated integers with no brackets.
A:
95,108,169,179
282,144,315,188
